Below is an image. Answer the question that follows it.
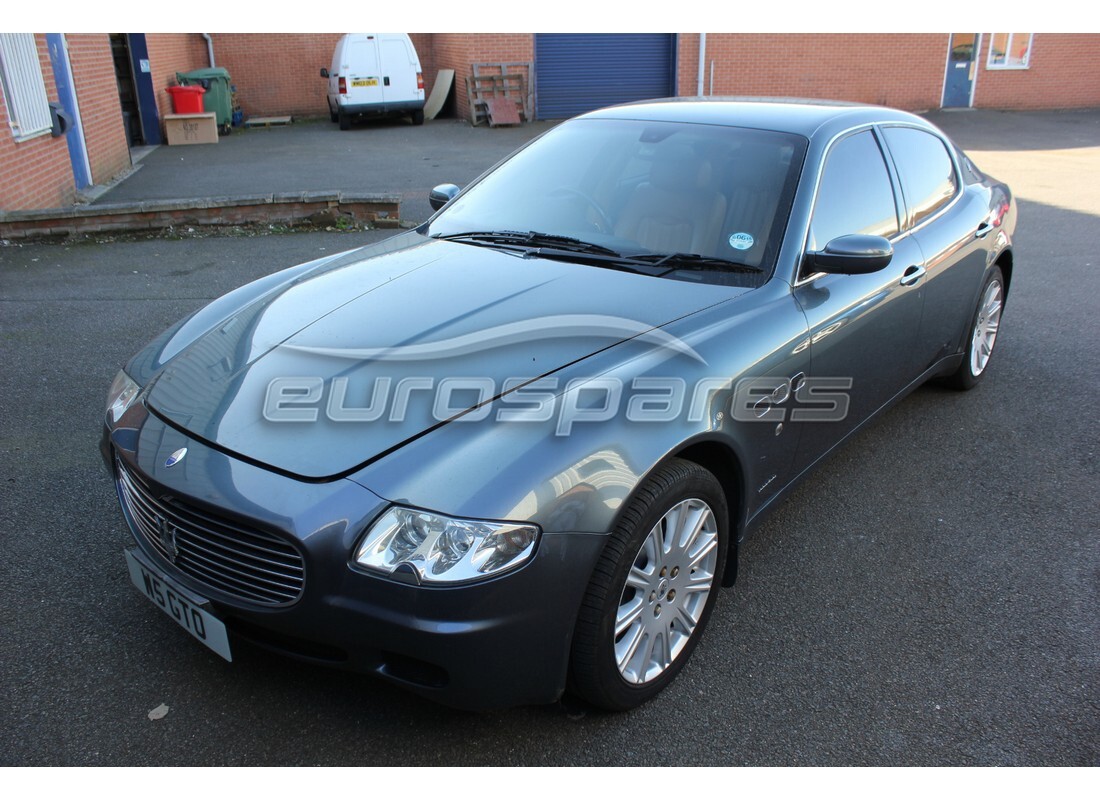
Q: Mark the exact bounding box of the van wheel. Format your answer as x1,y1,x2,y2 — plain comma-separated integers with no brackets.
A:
338,111,350,131
411,110,425,126
329,104,338,124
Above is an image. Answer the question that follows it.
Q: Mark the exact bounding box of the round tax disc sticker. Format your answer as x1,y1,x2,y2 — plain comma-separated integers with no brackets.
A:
729,232,755,250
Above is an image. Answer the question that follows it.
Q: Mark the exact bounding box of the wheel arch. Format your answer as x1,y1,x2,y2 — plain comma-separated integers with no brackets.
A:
671,439,745,588
605,436,747,590
996,247,1014,299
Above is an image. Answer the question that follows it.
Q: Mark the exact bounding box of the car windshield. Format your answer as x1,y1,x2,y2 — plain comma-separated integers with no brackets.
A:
426,117,807,284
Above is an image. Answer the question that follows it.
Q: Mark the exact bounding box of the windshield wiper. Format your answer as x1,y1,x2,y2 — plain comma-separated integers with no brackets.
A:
433,230,621,256
432,231,763,279
629,252,765,276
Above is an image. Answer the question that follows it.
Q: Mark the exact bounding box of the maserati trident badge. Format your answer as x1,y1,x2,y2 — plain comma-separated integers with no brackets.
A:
157,515,180,562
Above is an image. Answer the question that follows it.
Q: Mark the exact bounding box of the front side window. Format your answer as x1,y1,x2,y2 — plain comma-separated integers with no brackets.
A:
987,33,1034,69
882,126,958,227
0,33,52,141
808,130,899,253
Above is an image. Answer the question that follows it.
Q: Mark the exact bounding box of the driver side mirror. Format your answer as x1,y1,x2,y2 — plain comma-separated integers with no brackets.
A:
320,68,329,78
429,183,461,211
806,234,893,275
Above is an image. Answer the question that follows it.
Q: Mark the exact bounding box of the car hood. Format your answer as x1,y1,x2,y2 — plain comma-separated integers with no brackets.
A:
144,234,749,479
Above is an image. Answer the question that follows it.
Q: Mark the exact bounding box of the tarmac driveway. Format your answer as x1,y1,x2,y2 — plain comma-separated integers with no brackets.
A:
97,117,556,225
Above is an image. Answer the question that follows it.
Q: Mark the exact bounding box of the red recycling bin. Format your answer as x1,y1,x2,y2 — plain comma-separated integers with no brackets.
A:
166,85,206,114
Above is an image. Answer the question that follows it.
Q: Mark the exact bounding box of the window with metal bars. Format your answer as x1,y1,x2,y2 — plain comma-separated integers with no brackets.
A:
0,33,53,141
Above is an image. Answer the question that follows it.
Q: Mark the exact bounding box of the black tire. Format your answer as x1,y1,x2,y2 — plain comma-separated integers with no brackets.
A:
943,265,1005,391
329,104,338,124
569,458,729,711
411,109,425,126
338,110,350,131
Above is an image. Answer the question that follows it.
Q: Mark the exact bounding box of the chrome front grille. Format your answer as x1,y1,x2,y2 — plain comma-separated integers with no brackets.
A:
116,457,305,606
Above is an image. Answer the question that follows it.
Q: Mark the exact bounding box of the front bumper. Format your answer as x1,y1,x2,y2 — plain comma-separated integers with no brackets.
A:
101,405,606,709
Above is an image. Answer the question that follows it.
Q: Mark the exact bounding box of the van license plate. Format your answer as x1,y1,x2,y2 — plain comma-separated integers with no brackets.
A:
352,78,379,87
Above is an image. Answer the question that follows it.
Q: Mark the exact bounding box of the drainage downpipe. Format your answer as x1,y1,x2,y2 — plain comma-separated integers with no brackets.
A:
202,33,215,68
697,33,706,97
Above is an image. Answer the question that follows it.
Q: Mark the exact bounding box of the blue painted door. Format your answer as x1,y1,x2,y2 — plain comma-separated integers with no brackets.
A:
126,34,161,145
942,33,978,108
45,33,92,190
535,34,675,120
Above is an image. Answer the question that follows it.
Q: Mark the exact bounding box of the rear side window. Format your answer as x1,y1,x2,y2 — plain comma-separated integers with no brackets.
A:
882,126,958,226
808,130,899,251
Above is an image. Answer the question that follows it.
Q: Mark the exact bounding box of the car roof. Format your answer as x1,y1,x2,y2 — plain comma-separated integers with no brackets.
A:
579,97,935,141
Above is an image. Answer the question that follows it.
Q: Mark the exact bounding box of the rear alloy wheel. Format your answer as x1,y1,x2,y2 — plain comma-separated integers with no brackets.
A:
945,265,1005,390
570,458,728,710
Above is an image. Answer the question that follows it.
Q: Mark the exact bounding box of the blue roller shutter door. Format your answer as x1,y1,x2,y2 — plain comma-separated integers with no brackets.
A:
535,34,675,120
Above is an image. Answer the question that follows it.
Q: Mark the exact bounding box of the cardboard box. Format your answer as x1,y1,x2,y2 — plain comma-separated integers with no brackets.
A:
164,112,218,146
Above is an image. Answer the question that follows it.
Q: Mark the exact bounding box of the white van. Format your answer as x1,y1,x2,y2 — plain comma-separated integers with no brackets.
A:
321,33,425,129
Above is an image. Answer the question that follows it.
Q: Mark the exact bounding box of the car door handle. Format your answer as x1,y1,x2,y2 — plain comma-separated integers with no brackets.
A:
900,265,926,286
975,222,993,239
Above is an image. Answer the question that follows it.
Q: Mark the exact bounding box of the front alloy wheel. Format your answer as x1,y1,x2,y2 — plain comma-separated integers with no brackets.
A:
614,497,719,684
570,458,728,710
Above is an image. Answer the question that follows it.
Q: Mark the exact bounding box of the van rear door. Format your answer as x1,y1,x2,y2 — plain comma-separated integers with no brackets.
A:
346,36,384,106
379,36,418,104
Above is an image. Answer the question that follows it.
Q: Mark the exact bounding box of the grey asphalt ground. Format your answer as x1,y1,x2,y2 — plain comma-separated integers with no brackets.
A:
2,109,1098,766
96,117,557,225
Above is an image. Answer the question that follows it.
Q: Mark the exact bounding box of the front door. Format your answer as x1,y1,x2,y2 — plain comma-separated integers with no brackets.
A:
942,34,979,108
790,128,926,475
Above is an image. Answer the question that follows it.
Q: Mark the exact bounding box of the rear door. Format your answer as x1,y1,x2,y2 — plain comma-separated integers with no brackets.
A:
880,125,990,372
345,35,383,106
379,36,417,104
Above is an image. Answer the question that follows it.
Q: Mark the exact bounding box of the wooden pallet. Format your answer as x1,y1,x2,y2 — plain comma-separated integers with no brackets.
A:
473,62,533,121
466,73,527,127
244,116,292,128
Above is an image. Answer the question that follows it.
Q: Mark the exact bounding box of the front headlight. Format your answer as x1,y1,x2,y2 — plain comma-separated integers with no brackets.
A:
354,506,540,585
105,370,141,423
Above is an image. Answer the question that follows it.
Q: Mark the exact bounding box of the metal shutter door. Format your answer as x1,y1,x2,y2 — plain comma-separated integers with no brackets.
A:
535,34,675,120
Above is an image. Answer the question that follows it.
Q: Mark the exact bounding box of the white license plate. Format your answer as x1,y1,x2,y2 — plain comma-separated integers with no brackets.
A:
125,548,232,662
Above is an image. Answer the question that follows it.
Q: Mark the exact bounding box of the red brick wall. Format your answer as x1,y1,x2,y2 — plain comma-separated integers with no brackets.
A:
430,34,471,119
0,34,74,210
676,33,947,110
208,34,436,119
211,33,339,117
145,33,209,120
431,33,534,121
974,34,1100,110
66,34,130,185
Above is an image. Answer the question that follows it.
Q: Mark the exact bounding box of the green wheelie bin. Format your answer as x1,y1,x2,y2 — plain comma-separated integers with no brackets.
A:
176,68,233,133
